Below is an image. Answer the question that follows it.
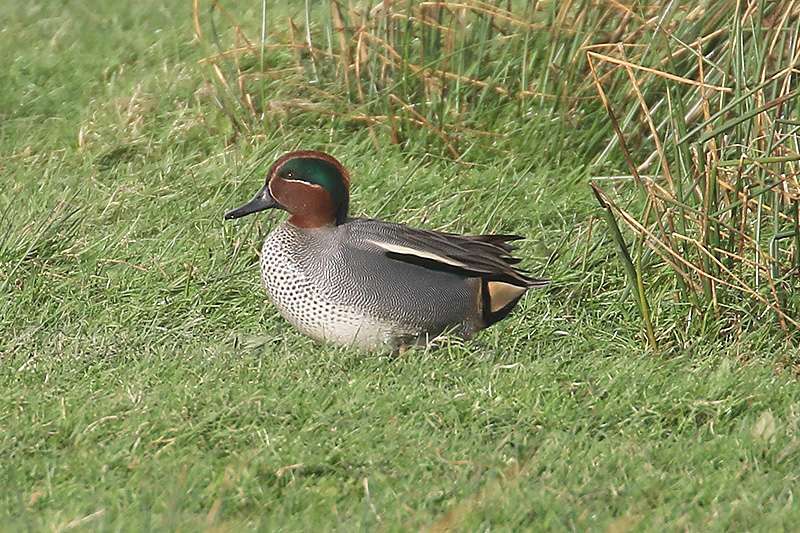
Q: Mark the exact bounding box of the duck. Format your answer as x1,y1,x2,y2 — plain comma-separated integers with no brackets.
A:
225,150,547,350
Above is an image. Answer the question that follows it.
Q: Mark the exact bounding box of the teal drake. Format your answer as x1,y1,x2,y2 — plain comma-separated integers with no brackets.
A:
225,150,548,350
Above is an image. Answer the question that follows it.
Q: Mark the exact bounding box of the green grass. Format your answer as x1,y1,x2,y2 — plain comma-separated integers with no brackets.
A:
2,0,800,530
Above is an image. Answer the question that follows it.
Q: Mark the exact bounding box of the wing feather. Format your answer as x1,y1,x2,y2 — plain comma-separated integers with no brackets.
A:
349,219,548,288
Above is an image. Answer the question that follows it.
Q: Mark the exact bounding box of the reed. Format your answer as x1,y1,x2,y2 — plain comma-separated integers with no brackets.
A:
194,0,632,158
588,1,800,346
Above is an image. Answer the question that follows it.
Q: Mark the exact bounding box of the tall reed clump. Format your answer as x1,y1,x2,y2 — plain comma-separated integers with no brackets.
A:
191,0,638,159
588,1,800,348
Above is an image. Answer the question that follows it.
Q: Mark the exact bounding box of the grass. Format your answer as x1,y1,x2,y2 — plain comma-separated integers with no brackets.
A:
2,0,800,530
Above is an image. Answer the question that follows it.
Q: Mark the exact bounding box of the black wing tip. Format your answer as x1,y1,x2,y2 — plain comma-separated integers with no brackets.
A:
462,236,522,256
496,274,549,288
478,234,525,242
524,277,550,288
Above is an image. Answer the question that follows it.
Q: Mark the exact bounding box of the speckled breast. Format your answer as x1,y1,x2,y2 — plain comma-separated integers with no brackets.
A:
259,224,414,349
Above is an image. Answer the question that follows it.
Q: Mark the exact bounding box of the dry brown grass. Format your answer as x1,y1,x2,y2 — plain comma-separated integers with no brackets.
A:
192,0,638,155
588,1,800,345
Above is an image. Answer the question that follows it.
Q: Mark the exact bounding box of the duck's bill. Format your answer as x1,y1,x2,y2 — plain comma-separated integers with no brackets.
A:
224,186,279,219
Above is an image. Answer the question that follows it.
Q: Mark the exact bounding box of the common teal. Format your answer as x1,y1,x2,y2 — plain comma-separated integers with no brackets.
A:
225,150,547,350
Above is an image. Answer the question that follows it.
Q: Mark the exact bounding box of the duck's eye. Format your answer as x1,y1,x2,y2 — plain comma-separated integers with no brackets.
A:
285,171,294,179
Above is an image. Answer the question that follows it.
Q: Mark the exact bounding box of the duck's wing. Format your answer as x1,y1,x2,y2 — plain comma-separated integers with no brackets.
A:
345,219,549,288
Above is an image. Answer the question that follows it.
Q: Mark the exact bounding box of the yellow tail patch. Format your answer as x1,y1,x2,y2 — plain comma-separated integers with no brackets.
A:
487,282,527,314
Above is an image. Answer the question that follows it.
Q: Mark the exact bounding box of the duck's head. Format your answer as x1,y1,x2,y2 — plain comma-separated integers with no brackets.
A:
224,150,350,228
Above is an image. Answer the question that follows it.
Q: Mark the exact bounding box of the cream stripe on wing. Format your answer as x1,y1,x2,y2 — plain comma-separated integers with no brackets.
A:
366,240,469,269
